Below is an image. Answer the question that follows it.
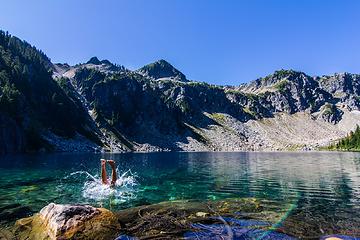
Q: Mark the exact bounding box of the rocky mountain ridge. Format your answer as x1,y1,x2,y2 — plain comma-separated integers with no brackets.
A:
1,30,360,153
52,58,360,152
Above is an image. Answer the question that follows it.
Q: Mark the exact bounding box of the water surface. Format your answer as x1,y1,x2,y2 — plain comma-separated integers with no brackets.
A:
0,152,359,237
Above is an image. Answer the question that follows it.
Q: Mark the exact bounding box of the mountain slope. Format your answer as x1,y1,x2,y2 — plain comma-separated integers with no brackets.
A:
0,31,102,153
1,30,360,153
54,59,360,152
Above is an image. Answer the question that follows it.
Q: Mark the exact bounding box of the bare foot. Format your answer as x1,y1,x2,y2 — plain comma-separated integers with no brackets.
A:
101,159,106,165
107,160,116,168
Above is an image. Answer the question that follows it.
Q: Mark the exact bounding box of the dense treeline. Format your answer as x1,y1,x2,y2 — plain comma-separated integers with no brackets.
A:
329,125,360,151
0,30,100,152
0,30,52,118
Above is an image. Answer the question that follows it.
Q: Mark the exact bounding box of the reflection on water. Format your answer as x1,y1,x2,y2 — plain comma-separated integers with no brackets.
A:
0,151,360,237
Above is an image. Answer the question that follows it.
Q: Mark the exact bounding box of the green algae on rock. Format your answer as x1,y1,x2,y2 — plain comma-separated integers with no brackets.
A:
12,198,291,240
115,198,290,239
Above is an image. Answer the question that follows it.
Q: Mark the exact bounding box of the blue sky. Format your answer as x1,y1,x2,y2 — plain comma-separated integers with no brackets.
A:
1,0,360,85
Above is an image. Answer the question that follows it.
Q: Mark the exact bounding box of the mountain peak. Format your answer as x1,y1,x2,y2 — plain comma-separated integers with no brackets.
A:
87,57,102,65
239,69,312,93
138,59,187,82
257,69,309,86
271,69,304,79
100,59,112,65
155,59,175,67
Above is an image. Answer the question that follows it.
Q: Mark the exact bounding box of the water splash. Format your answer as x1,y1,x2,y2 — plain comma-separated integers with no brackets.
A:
67,171,98,182
66,169,138,202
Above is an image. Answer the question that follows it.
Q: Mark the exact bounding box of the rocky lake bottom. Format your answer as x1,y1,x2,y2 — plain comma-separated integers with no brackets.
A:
0,152,359,239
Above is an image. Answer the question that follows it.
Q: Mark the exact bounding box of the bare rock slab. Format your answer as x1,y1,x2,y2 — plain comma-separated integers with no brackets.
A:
14,203,121,240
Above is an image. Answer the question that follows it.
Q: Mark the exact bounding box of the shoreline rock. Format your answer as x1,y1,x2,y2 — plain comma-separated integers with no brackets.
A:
13,203,121,240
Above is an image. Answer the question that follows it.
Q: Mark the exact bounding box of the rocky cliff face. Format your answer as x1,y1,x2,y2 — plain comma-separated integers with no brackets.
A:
1,31,360,153
52,61,360,152
236,70,334,115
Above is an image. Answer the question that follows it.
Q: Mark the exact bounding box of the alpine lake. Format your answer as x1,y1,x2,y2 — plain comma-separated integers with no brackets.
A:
0,152,359,239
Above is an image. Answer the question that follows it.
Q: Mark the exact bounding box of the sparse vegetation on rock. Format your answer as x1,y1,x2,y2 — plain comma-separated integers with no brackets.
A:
1,30,360,153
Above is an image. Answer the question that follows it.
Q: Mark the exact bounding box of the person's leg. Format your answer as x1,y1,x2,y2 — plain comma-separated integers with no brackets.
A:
107,160,117,186
101,159,108,184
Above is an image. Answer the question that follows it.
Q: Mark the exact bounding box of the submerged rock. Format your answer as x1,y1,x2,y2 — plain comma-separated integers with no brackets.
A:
185,221,296,240
13,203,121,240
14,198,357,239
115,198,289,239
12,198,288,239
0,203,32,222
0,229,14,240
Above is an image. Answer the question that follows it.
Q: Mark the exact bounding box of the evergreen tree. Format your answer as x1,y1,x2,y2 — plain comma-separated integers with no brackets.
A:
331,125,360,151
0,30,101,152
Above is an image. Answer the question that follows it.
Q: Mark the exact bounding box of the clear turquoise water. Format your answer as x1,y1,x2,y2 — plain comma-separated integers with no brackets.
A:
0,151,360,236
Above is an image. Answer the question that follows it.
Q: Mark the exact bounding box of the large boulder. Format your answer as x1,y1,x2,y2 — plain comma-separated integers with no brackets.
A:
13,203,121,240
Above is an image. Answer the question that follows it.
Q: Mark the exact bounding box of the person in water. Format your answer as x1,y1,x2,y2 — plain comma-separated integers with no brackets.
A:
101,159,117,186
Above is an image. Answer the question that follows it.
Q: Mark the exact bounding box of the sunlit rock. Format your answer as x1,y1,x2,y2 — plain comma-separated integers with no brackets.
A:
14,203,121,240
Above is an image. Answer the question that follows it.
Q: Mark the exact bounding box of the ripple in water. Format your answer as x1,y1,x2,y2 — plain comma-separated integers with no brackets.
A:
66,169,138,203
